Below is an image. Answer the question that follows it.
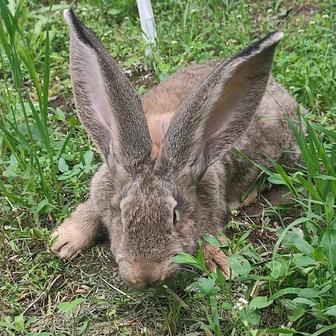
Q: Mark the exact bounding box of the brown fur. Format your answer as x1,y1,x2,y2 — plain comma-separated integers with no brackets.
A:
52,10,301,289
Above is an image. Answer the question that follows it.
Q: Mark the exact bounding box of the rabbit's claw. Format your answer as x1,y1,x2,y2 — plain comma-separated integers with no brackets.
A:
51,221,87,260
203,236,230,278
51,200,99,260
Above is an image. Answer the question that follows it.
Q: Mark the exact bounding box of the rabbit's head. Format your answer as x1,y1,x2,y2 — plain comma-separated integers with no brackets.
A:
64,9,282,289
109,170,198,289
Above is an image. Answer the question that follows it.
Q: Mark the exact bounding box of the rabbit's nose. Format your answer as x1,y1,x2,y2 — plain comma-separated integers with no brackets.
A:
126,263,164,289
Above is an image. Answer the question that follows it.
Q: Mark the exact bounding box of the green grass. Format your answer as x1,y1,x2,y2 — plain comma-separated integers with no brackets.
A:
0,0,335,335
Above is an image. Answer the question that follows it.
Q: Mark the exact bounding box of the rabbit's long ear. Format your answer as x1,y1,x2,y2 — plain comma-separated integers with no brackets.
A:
155,32,283,178
64,9,152,173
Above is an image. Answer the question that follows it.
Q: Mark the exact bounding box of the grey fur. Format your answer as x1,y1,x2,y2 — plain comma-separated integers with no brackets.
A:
52,10,300,289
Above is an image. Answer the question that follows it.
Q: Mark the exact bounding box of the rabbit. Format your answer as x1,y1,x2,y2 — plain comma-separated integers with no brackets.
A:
51,9,301,289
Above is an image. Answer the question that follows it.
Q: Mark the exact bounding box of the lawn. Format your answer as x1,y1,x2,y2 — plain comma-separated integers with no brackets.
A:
0,0,335,335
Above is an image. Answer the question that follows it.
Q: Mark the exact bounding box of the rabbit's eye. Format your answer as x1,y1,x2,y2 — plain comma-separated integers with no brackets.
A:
173,208,178,226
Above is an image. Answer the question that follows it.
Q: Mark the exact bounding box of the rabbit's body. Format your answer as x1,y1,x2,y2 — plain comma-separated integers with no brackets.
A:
52,10,300,289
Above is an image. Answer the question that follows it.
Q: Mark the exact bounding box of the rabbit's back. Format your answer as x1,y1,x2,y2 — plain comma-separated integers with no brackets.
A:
143,62,300,209
144,63,216,153
143,62,298,153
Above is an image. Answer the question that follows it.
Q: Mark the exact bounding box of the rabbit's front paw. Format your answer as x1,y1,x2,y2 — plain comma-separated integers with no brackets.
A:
51,221,90,259
204,236,230,278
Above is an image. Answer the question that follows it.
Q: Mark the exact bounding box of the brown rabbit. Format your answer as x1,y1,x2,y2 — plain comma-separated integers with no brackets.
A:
52,9,300,289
